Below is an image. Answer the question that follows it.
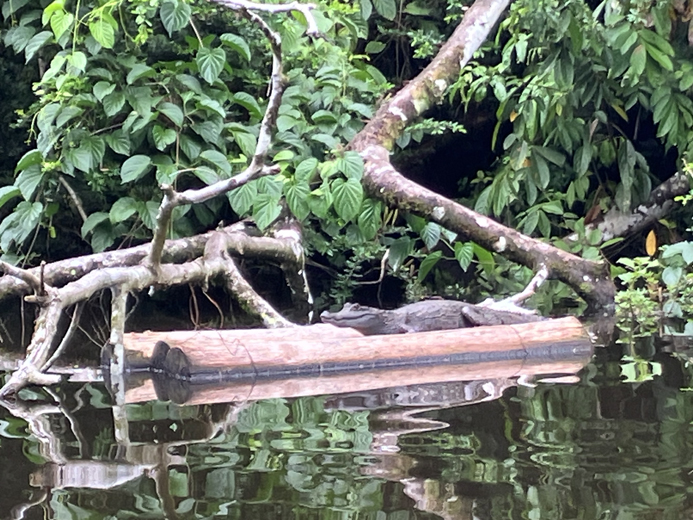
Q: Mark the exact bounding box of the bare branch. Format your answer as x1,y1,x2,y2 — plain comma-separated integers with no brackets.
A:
58,175,88,223
210,0,320,36
0,260,45,295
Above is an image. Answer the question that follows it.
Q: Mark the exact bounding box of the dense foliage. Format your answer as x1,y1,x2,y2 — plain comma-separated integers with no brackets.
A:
2,0,693,312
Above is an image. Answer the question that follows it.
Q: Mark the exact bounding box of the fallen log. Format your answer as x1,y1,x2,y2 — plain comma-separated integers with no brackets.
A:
117,317,593,404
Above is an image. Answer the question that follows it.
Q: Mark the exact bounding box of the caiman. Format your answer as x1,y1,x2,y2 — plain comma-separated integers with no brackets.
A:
320,300,543,335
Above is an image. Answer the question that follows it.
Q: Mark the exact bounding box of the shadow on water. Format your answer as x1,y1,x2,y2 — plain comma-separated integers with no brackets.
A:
2,333,693,519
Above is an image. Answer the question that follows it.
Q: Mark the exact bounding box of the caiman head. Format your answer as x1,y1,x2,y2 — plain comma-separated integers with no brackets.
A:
320,303,385,334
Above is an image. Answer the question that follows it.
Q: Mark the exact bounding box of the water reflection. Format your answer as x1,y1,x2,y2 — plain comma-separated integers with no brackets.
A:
5,342,693,519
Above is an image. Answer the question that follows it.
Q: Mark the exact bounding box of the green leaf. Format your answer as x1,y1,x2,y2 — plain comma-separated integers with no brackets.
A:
630,44,646,77
308,183,333,219
121,155,152,183
332,177,363,221
67,51,87,72
473,243,495,274
89,16,115,49
139,200,160,230
81,212,109,238
15,150,42,172
106,130,130,155
157,101,184,127
65,146,93,173
230,128,257,157
0,201,42,252
193,166,219,185
15,164,44,200
192,119,222,144
228,181,257,215
93,81,115,101
373,0,396,20
50,10,74,41
534,146,565,166
0,186,21,211
232,92,263,119
533,152,550,189
418,251,442,282
127,63,155,85
454,242,474,271
365,41,386,54
196,47,226,84
56,106,83,128
420,222,441,250
152,125,177,151
200,150,231,176
220,33,251,61
337,151,364,180
160,0,191,36
90,222,116,252
179,134,202,160
253,193,282,230
103,91,125,116
285,181,310,220
574,144,591,175
662,266,683,286
110,197,138,223
25,31,52,63
388,237,414,271
357,199,381,240
295,158,318,182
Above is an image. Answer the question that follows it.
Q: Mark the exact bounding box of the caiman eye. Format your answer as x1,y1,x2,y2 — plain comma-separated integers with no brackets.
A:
351,303,361,310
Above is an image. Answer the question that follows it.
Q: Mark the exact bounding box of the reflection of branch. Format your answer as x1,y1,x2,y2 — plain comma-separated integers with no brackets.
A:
45,303,83,369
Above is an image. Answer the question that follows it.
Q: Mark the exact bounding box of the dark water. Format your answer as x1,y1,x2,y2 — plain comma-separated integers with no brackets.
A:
2,339,693,520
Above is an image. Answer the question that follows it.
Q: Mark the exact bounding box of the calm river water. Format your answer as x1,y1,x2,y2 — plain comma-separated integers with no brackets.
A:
1,336,693,519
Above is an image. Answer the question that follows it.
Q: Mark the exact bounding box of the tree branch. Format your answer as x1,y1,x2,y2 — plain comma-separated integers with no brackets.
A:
349,0,614,311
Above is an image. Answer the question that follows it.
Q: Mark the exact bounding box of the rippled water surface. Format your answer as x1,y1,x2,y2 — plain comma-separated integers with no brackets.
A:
2,338,693,519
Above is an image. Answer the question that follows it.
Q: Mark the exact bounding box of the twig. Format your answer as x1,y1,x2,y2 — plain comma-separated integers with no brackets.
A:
58,175,88,223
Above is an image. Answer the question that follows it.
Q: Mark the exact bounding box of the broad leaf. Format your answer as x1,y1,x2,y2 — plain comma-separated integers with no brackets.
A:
157,101,184,127
253,193,282,230
89,16,114,49
232,92,263,119
103,91,126,116
25,31,52,63
200,150,231,176
420,222,441,250
50,10,74,41
373,0,396,20
336,151,364,180
228,181,257,215
93,81,115,101
15,164,44,200
220,33,251,61
109,197,138,223
332,177,363,221
196,47,226,85
358,199,381,240
121,155,152,183
15,149,42,172
160,0,191,36
295,158,318,182
81,212,109,238
152,125,177,151
0,186,21,211
418,251,443,282
454,242,474,271
285,181,310,220
106,130,130,155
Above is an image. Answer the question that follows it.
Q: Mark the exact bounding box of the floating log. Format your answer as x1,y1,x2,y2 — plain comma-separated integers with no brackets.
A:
119,318,593,404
